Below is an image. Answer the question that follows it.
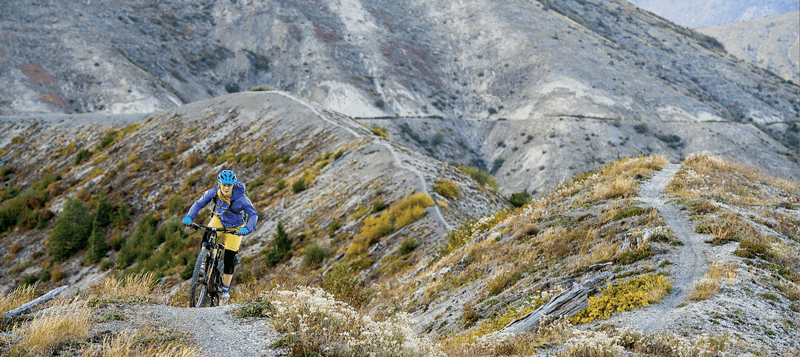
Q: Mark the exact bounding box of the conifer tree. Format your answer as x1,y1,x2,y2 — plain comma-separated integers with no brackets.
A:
84,219,108,264
47,198,93,261
265,220,291,267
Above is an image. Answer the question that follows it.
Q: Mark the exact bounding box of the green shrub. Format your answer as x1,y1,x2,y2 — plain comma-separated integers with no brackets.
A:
75,149,93,166
0,166,13,178
327,220,342,238
370,124,388,138
96,130,119,150
303,242,328,268
275,179,286,191
250,85,273,91
40,269,51,282
374,99,385,108
11,136,24,143
633,123,649,134
615,246,653,265
94,195,113,228
459,166,499,190
322,264,372,308
121,217,190,276
433,179,461,198
291,179,306,193
167,194,184,216
48,198,93,261
116,214,159,268
399,237,419,255
265,221,292,267
235,297,273,318
372,198,388,212
84,222,109,264
734,238,768,258
508,190,530,207
333,149,346,161
20,274,38,287
156,150,175,161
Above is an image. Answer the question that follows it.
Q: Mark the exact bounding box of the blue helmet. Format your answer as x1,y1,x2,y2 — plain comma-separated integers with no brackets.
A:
217,170,237,184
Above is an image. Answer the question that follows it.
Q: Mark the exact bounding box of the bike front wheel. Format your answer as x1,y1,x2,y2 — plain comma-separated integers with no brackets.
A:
189,249,210,307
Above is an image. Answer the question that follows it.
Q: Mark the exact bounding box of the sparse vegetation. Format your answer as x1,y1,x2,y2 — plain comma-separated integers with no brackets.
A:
570,274,672,324
459,166,499,190
508,189,530,207
264,221,292,267
433,179,461,198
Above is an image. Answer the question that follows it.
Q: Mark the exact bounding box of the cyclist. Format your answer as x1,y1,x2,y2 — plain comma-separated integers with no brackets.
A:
182,169,258,301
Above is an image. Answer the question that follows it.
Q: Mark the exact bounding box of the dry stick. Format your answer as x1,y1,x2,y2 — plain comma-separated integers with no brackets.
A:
4,285,69,319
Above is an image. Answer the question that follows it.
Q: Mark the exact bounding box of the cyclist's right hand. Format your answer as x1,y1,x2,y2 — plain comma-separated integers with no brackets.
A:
182,217,192,226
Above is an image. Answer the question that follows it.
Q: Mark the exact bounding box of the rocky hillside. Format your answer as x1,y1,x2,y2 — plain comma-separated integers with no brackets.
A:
698,11,800,85
627,0,800,27
2,0,799,193
0,91,506,296
1,153,797,356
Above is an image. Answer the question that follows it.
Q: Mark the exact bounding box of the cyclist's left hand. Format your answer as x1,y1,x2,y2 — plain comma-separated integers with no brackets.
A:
238,227,249,235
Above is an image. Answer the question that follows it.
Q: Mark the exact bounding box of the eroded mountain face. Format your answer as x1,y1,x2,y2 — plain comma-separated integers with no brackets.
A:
2,0,799,193
698,11,800,85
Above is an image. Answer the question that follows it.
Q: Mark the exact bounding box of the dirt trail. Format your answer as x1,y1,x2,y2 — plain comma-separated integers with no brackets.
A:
614,164,712,332
141,304,285,357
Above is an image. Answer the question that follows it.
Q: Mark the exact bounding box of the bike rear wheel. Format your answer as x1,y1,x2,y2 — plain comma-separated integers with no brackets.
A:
189,249,210,307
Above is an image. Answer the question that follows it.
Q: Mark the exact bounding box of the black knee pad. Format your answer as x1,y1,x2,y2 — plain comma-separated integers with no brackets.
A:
223,249,237,275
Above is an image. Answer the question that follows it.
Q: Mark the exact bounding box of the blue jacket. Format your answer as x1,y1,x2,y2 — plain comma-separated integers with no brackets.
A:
185,182,259,232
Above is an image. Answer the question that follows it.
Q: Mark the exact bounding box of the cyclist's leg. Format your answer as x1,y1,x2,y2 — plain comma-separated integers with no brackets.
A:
220,226,243,291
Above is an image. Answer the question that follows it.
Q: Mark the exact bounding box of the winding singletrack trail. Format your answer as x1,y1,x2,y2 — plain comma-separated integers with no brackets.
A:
613,163,712,332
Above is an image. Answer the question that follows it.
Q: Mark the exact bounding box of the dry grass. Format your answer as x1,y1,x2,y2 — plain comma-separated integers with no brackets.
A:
12,302,92,356
592,176,637,201
80,323,199,357
269,286,444,356
85,272,158,305
688,262,737,302
441,323,572,357
0,284,37,316
668,153,799,206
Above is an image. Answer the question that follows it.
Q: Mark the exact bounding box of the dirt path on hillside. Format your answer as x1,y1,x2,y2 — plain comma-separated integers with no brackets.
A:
612,164,712,332
141,304,285,357
272,91,453,232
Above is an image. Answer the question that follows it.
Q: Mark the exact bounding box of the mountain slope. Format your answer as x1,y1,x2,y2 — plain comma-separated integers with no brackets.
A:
2,0,798,194
698,11,800,85
0,91,506,295
1,154,796,356
627,0,800,28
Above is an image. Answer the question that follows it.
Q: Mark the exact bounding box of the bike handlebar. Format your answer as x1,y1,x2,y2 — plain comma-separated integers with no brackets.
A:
187,222,241,235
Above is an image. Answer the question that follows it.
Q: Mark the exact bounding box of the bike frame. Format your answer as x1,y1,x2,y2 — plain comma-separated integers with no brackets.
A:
188,222,240,308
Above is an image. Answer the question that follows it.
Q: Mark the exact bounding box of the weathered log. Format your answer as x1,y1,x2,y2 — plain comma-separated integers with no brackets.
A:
4,285,68,319
501,274,609,334
500,284,588,334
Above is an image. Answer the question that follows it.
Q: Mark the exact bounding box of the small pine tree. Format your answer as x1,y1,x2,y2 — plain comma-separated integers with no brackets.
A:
95,194,113,228
47,198,93,261
84,220,108,264
509,190,531,208
113,201,131,229
265,221,292,267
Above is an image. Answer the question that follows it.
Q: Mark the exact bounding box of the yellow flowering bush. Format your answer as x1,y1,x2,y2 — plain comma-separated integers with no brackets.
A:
570,274,672,324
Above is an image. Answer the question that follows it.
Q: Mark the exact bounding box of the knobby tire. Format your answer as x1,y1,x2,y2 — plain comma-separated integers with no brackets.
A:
189,249,210,308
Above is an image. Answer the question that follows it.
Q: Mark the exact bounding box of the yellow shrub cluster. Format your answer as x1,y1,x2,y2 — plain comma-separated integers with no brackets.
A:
433,179,461,198
570,274,672,324
360,193,434,243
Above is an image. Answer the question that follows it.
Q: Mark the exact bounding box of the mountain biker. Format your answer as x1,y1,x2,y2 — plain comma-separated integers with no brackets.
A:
182,169,258,301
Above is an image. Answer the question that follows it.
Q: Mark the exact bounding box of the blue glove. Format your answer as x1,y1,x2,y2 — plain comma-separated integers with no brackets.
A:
238,227,249,235
182,217,192,226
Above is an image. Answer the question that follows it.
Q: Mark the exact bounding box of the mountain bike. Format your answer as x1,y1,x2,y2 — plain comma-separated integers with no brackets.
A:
187,222,240,308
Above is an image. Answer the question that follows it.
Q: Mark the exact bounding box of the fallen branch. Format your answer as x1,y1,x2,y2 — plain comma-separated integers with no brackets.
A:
500,274,609,334
4,285,68,319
